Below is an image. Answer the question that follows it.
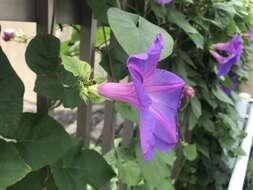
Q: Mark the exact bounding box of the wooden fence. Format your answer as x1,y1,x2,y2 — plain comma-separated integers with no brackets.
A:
0,0,132,189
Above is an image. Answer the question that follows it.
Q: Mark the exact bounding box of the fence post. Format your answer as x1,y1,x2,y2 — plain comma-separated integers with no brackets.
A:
76,1,97,147
36,0,55,114
102,95,116,154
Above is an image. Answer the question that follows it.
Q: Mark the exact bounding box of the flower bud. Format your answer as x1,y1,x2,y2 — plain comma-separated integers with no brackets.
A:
2,28,16,42
184,86,195,98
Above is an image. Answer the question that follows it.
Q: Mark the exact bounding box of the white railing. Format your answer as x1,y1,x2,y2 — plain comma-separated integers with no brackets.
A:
228,93,253,190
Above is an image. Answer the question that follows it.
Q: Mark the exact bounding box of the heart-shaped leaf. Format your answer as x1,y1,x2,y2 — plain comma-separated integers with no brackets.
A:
15,113,74,171
0,140,31,188
0,47,24,137
108,8,174,60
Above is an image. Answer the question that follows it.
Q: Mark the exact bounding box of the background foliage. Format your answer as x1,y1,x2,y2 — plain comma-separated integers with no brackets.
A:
1,0,253,190
86,0,253,189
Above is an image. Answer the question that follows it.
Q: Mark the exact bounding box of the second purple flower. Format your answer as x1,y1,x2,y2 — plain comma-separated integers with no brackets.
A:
210,35,243,77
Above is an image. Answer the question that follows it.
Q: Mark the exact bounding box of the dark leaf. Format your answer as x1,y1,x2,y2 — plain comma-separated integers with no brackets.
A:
15,113,74,171
0,47,24,137
0,140,31,188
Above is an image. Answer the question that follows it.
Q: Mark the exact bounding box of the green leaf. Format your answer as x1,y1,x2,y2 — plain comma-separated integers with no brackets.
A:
62,56,91,82
0,140,31,188
200,116,215,134
47,176,60,190
212,86,234,105
15,113,74,171
119,160,142,186
82,85,104,104
156,151,176,166
220,75,232,88
96,27,111,47
232,147,246,156
61,56,97,105
188,110,198,130
62,87,82,108
197,144,210,158
0,47,24,137
26,35,85,108
219,113,237,129
155,179,175,190
52,161,85,190
167,9,204,49
133,184,150,190
182,143,198,161
172,58,188,80
100,45,128,80
135,146,171,189
57,65,83,108
34,75,64,100
58,65,78,86
114,102,138,123
72,149,115,187
25,34,60,75
191,97,202,119
108,8,174,60
52,149,115,189
86,0,116,24
60,40,80,57
213,2,236,17
8,171,44,190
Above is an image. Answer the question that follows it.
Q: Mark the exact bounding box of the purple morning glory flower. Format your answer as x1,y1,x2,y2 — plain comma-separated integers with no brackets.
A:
97,33,185,160
2,28,16,42
220,75,237,95
155,0,173,5
210,35,243,77
248,27,253,42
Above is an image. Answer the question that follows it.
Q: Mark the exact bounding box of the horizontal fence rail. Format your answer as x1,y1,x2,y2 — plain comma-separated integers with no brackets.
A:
0,0,84,24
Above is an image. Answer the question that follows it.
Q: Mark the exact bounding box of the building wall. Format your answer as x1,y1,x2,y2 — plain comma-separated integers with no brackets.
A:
0,21,36,102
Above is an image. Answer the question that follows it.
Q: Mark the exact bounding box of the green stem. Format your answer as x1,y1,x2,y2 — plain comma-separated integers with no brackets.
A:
116,0,122,9
102,26,114,79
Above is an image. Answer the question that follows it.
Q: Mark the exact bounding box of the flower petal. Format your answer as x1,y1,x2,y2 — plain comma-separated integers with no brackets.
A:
129,67,152,107
144,69,185,110
127,33,163,78
139,107,156,160
149,98,180,144
229,35,243,54
213,42,230,52
141,69,183,155
210,50,225,64
217,54,238,77
97,82,138,107
213,35,243,55
139,106,178,160
152,107,178,151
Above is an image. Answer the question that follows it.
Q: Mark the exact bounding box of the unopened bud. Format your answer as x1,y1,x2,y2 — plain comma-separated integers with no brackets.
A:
2,28,16,42
184,86,195,98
